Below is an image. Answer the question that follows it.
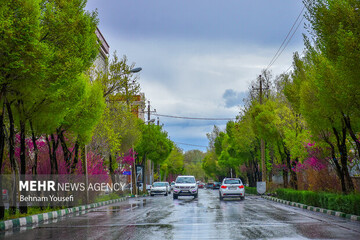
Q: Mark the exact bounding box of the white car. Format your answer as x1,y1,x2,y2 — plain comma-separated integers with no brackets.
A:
170,181,175,190
173,175,198,199
150,182,170,196
165,182,171,194
219,178,245,200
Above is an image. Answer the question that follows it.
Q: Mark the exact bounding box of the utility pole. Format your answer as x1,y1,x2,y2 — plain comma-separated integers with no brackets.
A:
147,101,152,189
157,117,161,181
253,75,268,182
259,76,266,182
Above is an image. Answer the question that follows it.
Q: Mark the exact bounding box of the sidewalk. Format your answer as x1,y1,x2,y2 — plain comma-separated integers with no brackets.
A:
0,196,129,232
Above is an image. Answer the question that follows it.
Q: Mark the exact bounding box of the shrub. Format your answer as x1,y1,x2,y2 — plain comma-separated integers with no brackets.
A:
275,188,360,216
245,187,257,195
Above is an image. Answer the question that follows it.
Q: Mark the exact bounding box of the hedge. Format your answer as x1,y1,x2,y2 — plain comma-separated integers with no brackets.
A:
276,188,360,216
245,187,257,195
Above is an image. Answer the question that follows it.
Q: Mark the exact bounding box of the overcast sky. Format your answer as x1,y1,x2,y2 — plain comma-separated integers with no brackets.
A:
85,0,306,152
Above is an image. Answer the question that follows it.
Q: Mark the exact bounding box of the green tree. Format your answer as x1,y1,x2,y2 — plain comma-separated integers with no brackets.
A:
161,146,184,181
183,149,206,180
295,0,360,193
136,123,173,183
0,0,99,215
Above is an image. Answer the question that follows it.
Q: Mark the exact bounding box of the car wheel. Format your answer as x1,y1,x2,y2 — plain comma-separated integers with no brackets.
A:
194,193,198,199
165,192,168,196
150,194,154,197
240,196,245,200
219,193,223,200
173,194,178,199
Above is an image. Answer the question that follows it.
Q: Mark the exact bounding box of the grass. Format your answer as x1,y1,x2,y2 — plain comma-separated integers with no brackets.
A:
2,206,65,221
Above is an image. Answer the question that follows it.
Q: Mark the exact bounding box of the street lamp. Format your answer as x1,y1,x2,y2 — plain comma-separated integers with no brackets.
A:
145,119,155,124
130,67,142,73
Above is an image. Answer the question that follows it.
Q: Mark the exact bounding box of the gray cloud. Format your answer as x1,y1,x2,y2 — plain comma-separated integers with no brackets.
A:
85,0,306,151
223,89,248,108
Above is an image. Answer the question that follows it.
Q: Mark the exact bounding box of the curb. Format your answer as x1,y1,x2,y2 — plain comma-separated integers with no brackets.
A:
262,196,360,222
0,196,128,232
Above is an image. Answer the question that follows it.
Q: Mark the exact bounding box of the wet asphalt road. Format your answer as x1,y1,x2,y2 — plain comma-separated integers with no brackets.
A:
1,189,360,240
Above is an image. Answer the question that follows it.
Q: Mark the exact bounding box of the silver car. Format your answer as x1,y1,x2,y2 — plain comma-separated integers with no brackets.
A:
170,181,175,190
150,182,169,196
165,182,171,194
219,178,245,200
173,175,198,199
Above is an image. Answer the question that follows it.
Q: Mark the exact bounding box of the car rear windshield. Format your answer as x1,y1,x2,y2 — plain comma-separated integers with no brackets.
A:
176,177,195,183
224,179,241,184
153,182,166,187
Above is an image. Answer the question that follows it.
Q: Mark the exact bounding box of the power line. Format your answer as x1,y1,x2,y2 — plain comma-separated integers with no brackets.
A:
153,113,235,121
174,142,208,148
266,5,305,71
284,48,306,74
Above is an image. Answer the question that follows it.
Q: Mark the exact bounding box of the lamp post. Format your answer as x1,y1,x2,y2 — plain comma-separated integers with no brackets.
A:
130,67,142,73
124,67,142,109
126,67,142,196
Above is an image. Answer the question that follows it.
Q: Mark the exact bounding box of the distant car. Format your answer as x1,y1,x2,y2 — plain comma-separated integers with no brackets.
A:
206,183,214,189
219,178,245,200
165,182,171,194
214,182,221,189
150,182,169,196
2,189,8,201
173,175,198,199
198,182,204,188
170,181,175,190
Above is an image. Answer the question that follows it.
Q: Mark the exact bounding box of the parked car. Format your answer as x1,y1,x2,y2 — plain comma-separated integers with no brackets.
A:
2,189,8,201
173,175,198,199
165,182,171,194
198,182,204,188
170,181,175,190
150,182,170,196
214,182,222,189
219,178,245,200
206,182,214,189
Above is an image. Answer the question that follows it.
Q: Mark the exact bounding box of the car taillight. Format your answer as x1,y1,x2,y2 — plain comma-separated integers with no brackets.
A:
238,185,244,189
220,185,227,189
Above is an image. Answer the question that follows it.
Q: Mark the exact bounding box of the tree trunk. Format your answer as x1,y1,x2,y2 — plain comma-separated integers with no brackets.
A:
290,160,298,190
333,126,354,193
343,115,360,159
277,142,288,188
142,153,146,192
30,121,38,175
268,145,274,183
57,129,72,172
46,134,59,175
109,154,115,185
6,99,17,215
324,135,346,193
284,145,297,189
0,101,5,219
19,118,27,214
71,140,80,173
